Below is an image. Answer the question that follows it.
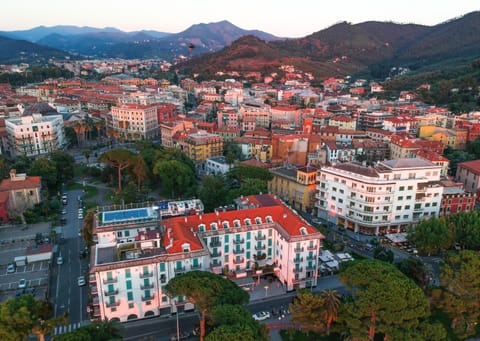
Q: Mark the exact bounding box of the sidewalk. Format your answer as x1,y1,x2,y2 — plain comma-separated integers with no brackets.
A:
249,277,286,301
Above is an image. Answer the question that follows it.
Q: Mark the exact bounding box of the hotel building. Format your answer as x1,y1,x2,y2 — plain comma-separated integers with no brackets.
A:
316,159,444,235
5,114,66,159
89,195,323,322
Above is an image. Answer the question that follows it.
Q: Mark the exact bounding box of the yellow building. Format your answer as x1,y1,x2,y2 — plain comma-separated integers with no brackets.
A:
268,165,318,213
419,125,467,150
184,131,224,163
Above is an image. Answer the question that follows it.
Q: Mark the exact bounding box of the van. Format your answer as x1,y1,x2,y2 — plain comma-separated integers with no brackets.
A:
14,256,27,267
365,243,374,251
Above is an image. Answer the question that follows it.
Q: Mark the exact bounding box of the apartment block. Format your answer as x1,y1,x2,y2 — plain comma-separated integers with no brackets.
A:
109,104,159,141
5,114,66,159
316,158,444,235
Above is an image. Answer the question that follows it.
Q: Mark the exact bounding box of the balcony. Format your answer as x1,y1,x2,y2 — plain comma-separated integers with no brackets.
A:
103,277,118,284
307,244,317,251
106,300,120,308
293,267,303,273
306,264,316,271
210,262,222,269
233,238,245,244
209,240,221,247
140,283,154,290
233,257,244,264
294,247,304,253
233,248,245,255
174,266,186,274
255,235,266,241
306,255,316,261
191,263,202,269
104,289,118,296
211,251,222,258
255,245,266,251
293,257,304,263
141,294,155,302
139,272,153,278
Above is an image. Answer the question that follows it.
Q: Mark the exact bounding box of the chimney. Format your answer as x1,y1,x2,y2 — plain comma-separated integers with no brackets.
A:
9,169,16,181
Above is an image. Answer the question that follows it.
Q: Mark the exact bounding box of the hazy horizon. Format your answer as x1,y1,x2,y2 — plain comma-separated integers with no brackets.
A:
1,0,478,38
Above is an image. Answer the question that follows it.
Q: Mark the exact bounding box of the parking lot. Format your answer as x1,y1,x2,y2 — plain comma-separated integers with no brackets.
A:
0,223,52,301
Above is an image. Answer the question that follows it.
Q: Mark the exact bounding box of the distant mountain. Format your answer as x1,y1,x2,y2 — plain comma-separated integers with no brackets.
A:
0,35,76,64
0,25,124,42
178,12,480,80
1,21,281,60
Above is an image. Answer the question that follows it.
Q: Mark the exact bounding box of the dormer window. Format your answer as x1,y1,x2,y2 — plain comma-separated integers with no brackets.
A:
300,227,308,235
255,217,262,224
222,221,229,229
233,220,241,228
211,222,218,231
182,243,191,252
198,224,205,232
244,219,251,226
266,216,273,223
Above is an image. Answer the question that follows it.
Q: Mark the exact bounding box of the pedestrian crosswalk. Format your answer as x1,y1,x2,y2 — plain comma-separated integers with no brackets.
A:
54,320,90,335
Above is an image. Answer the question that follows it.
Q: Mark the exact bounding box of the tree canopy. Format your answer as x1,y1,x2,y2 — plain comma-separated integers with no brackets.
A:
165,271,249,341
338,260,433,340
98,148,136,191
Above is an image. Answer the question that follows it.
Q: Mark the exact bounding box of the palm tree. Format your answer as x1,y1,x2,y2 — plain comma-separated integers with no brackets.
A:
320,289,342,335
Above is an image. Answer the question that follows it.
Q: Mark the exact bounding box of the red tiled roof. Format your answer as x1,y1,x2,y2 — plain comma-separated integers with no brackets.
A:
458,160,480,174
0,176,41,191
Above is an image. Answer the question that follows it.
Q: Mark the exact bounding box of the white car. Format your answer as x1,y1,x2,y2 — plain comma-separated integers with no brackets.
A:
77,276,86,286
78,214,84,220
7,263,16,273
57,256,64,265
18,278,27,289
252,311,271,321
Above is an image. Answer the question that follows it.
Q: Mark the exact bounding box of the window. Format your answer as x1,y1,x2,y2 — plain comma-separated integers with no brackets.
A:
405,205,410,210
233,220,240,227
159,263,165,272
399,186,405,191
211,223,217,230
127,291,133,301
398,196,403,201
407,186,413,190
266,216,273,223
125,230,130,237
126,280,132,290
396,206,402,210
255,217,262,224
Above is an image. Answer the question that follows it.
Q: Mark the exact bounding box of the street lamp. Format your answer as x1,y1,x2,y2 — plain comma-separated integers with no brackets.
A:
170,299,180,341
264,285,269,297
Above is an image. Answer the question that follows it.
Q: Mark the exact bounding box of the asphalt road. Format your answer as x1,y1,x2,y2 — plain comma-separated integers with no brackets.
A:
51,189,89,323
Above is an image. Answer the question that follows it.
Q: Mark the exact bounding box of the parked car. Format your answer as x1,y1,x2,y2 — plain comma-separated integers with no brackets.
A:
18,278,27,289
57,256,64,265
61,208,67,215
25,287,35,295
252,311,271,321
77,276,86,286
7,263,16,273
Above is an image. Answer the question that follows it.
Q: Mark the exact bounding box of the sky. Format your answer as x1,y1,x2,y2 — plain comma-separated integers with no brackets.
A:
1,0,478,38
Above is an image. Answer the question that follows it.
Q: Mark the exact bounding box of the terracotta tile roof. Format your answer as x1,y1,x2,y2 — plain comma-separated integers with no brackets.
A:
0,176,41,191
333,162,380,177
163,194,320,247
458,160,480,174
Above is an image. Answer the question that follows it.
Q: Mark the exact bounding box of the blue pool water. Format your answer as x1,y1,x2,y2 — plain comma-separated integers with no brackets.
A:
103,208,149,223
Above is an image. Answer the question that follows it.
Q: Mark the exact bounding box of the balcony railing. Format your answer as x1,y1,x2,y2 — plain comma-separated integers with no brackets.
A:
255,235,266,241
294,247,304,253
140,283,154,290
233,238,245,244
306,264,316,271
293,267,303,273
103,277,118,284
139,272,153,278
306,255,316,261
307,244,317,251
191,263,202,269
233,257,244,264
141,294,155,302
174,266,186,273
255,245,266,251
104,289,119,296
106,300,120,308
211,251,222,257
210,262,222,269
233,248,245,255
293,257,304,263
209,241,221,247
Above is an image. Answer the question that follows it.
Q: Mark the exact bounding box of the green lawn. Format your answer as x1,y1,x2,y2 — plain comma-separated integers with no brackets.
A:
66,183,99,199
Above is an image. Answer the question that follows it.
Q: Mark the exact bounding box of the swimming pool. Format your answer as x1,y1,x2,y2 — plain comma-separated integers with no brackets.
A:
103,208,150,224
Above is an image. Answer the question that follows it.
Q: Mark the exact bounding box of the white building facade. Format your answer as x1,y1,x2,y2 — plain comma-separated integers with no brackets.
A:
89,195,323,322
5,114,66,159
316,159,444,235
